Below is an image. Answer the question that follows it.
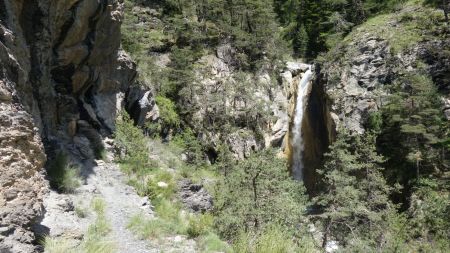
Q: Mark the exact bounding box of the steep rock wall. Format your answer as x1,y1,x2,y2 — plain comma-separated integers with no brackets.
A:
0,0,138,252
297,4,449,193
320,5,449,135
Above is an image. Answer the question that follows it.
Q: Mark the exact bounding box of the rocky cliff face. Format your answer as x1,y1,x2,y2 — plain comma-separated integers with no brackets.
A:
318,4,449,135
123,3,313,161
185,49,306,160
0,0,139,251
301,4,450,192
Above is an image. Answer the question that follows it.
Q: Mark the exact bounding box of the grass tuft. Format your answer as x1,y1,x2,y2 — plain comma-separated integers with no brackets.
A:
198,233,232,253
43,198,115,253
46,153,81,193
42,237,77,253
75,206,88,218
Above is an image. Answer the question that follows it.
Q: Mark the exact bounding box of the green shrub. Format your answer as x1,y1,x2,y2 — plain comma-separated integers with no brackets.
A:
147,170,176,202
75,206,88,218
233,225,302,253
155,96,180,130
91,198,106,215
254,226,298,253
43,237,77,253
214,149,308,240
172,128,204,165
46,153,81,193
187,213,213,238
127,178,151,197
115,111,152,174
128,214,169,239
198,233,232,253
128,208,189,239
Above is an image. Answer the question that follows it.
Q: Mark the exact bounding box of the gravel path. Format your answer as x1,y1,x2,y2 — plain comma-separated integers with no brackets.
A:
90,160,155,253
38,148,197,253
38,156,155,252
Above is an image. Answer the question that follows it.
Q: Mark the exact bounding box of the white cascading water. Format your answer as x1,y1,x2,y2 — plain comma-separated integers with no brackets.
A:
292,65,313,181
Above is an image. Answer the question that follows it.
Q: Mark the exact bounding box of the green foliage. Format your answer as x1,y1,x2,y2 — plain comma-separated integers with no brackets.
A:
187,213,214,238
314,130,394,249
367,111,383,132
379,72,449,188
155,95,180,129
198,233,232,253
125,0,286,70
114,111,152,174
75,206,88,219
146,169,177,203
232,225,313,253
128,200,189,238
83,198,115,253
172,128,205,165
46,153,81,193
43,238,78,253
214,148,307,240
91,198,106,215
408,178,450,243
273,0,442,58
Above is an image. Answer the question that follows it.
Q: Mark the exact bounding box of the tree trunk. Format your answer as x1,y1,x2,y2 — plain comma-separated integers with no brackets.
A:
252,172,260,228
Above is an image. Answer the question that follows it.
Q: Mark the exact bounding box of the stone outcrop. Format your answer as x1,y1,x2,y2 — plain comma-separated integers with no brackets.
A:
178,179,213,213
303,5,450,193
319,7,449,135
0,60,47,253
0,0,142,251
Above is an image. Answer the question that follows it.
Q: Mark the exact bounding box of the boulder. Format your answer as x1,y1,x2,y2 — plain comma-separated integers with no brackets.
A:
178,179,213,213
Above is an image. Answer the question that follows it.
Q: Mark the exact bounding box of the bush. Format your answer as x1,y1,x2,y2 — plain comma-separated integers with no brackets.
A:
46,153,81,193
155,96,180,130
233,225,307,253
75,206,88,218
214,149,308,240
187,213,213,238
172,128,204,165
146,170,177,203
91,198,106,216
115,111,152,174
43,237,77,253
198,233,232,253
128,204,189,239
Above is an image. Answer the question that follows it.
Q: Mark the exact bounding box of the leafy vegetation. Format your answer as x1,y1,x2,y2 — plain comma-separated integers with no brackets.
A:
115,111,154,174
118,0,450,252
313,131,395,249
214,149,308,242
46,153,81,193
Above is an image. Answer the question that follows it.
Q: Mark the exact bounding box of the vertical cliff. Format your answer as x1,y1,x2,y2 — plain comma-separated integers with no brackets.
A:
0,0,138,251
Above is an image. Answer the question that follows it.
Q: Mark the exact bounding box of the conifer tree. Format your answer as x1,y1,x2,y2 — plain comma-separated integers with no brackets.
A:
379,73,449,188
314,130,393,249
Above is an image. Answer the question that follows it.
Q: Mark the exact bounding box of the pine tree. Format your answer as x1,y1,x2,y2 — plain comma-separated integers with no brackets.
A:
214,149,307,240
314,130,393,249
379,73,449,188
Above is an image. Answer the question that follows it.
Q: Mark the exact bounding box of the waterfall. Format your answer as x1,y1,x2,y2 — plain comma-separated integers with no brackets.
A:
292,65,313,181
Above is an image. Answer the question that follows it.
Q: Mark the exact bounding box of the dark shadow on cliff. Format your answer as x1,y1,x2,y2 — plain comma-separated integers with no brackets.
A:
302,65,335,195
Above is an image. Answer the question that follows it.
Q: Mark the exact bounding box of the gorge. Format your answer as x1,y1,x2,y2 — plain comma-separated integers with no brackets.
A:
1,0,449,252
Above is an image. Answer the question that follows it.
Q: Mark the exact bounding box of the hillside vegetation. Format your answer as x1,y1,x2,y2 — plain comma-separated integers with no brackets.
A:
118,0,449,252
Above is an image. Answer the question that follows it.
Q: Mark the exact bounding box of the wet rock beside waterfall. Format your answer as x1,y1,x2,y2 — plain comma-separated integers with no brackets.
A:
178,179,213,213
